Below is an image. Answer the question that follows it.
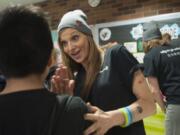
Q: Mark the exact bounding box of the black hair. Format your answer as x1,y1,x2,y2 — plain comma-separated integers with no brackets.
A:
0,6,53,78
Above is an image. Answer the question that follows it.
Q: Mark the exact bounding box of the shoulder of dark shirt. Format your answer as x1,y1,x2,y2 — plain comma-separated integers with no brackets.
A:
145,45,162,58
106,43,123,51
56,95,92,131
105,44,125,56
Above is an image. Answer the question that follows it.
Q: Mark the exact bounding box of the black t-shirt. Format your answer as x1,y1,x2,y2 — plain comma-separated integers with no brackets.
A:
144,43,180,105
75,45,145,135
0,88,88,135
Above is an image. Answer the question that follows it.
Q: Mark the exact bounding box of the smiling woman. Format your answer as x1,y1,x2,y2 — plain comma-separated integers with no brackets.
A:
51,9,156,135
60,28,90,67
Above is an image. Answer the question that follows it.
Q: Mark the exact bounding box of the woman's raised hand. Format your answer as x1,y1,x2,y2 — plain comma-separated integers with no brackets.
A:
50,64,75,95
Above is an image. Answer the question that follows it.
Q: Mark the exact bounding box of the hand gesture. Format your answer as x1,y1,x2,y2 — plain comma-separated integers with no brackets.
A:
84,103,119,135
50,64,75,95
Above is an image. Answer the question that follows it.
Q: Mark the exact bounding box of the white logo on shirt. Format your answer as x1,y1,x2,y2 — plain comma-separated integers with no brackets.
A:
100,66,109,73
160,47,180,57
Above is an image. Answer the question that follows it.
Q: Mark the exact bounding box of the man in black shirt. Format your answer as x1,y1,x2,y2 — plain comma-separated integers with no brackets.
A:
143,21,180,135
0,5,88,135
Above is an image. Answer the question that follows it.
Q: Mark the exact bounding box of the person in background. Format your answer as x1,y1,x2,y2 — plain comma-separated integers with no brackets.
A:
0,6,89,135
143,21,180,135
52,9,156,135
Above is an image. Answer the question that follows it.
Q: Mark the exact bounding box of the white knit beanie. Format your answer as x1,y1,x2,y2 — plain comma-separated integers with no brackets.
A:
57,9,92,36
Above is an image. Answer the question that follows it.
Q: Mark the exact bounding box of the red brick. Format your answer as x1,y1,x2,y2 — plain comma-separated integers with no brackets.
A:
158,8,173,14
35,0,179,28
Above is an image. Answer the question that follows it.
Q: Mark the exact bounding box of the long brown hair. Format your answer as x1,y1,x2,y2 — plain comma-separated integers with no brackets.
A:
143,33,171,53
58,34,103,100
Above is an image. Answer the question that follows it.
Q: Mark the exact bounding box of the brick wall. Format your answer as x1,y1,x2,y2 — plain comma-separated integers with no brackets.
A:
36,0,180,29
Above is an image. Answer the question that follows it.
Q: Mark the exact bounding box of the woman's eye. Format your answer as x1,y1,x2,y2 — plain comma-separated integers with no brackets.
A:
61,41,67,47
72,35,79,41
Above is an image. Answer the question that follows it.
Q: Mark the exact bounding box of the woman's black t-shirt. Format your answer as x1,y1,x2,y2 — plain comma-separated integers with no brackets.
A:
75,45,146,135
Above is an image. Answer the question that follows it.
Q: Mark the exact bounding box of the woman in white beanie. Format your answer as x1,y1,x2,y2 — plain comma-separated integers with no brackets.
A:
52,9,156,135
143,21,180,135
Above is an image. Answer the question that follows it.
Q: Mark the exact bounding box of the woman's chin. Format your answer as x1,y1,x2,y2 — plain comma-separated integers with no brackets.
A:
73,58,82,63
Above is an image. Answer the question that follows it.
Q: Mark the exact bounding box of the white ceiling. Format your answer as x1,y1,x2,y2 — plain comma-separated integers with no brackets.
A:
0,0,47,10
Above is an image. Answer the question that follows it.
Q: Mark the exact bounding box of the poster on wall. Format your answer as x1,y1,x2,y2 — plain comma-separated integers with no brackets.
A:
93,12,180,63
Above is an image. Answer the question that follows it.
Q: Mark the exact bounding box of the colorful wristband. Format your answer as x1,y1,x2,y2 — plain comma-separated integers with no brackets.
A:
119,106,133,127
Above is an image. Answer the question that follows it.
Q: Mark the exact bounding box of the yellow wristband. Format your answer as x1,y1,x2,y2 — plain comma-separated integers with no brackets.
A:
119,108,129,127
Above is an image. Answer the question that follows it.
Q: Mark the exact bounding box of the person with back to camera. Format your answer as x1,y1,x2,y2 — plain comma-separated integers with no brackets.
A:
0,5,89,135
51,9,156,135
142,21,180,135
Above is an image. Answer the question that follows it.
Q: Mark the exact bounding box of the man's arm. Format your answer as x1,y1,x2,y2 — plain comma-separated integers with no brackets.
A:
146,76,166,112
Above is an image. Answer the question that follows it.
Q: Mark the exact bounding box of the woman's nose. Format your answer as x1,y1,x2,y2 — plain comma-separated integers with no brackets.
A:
67,41,76,51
